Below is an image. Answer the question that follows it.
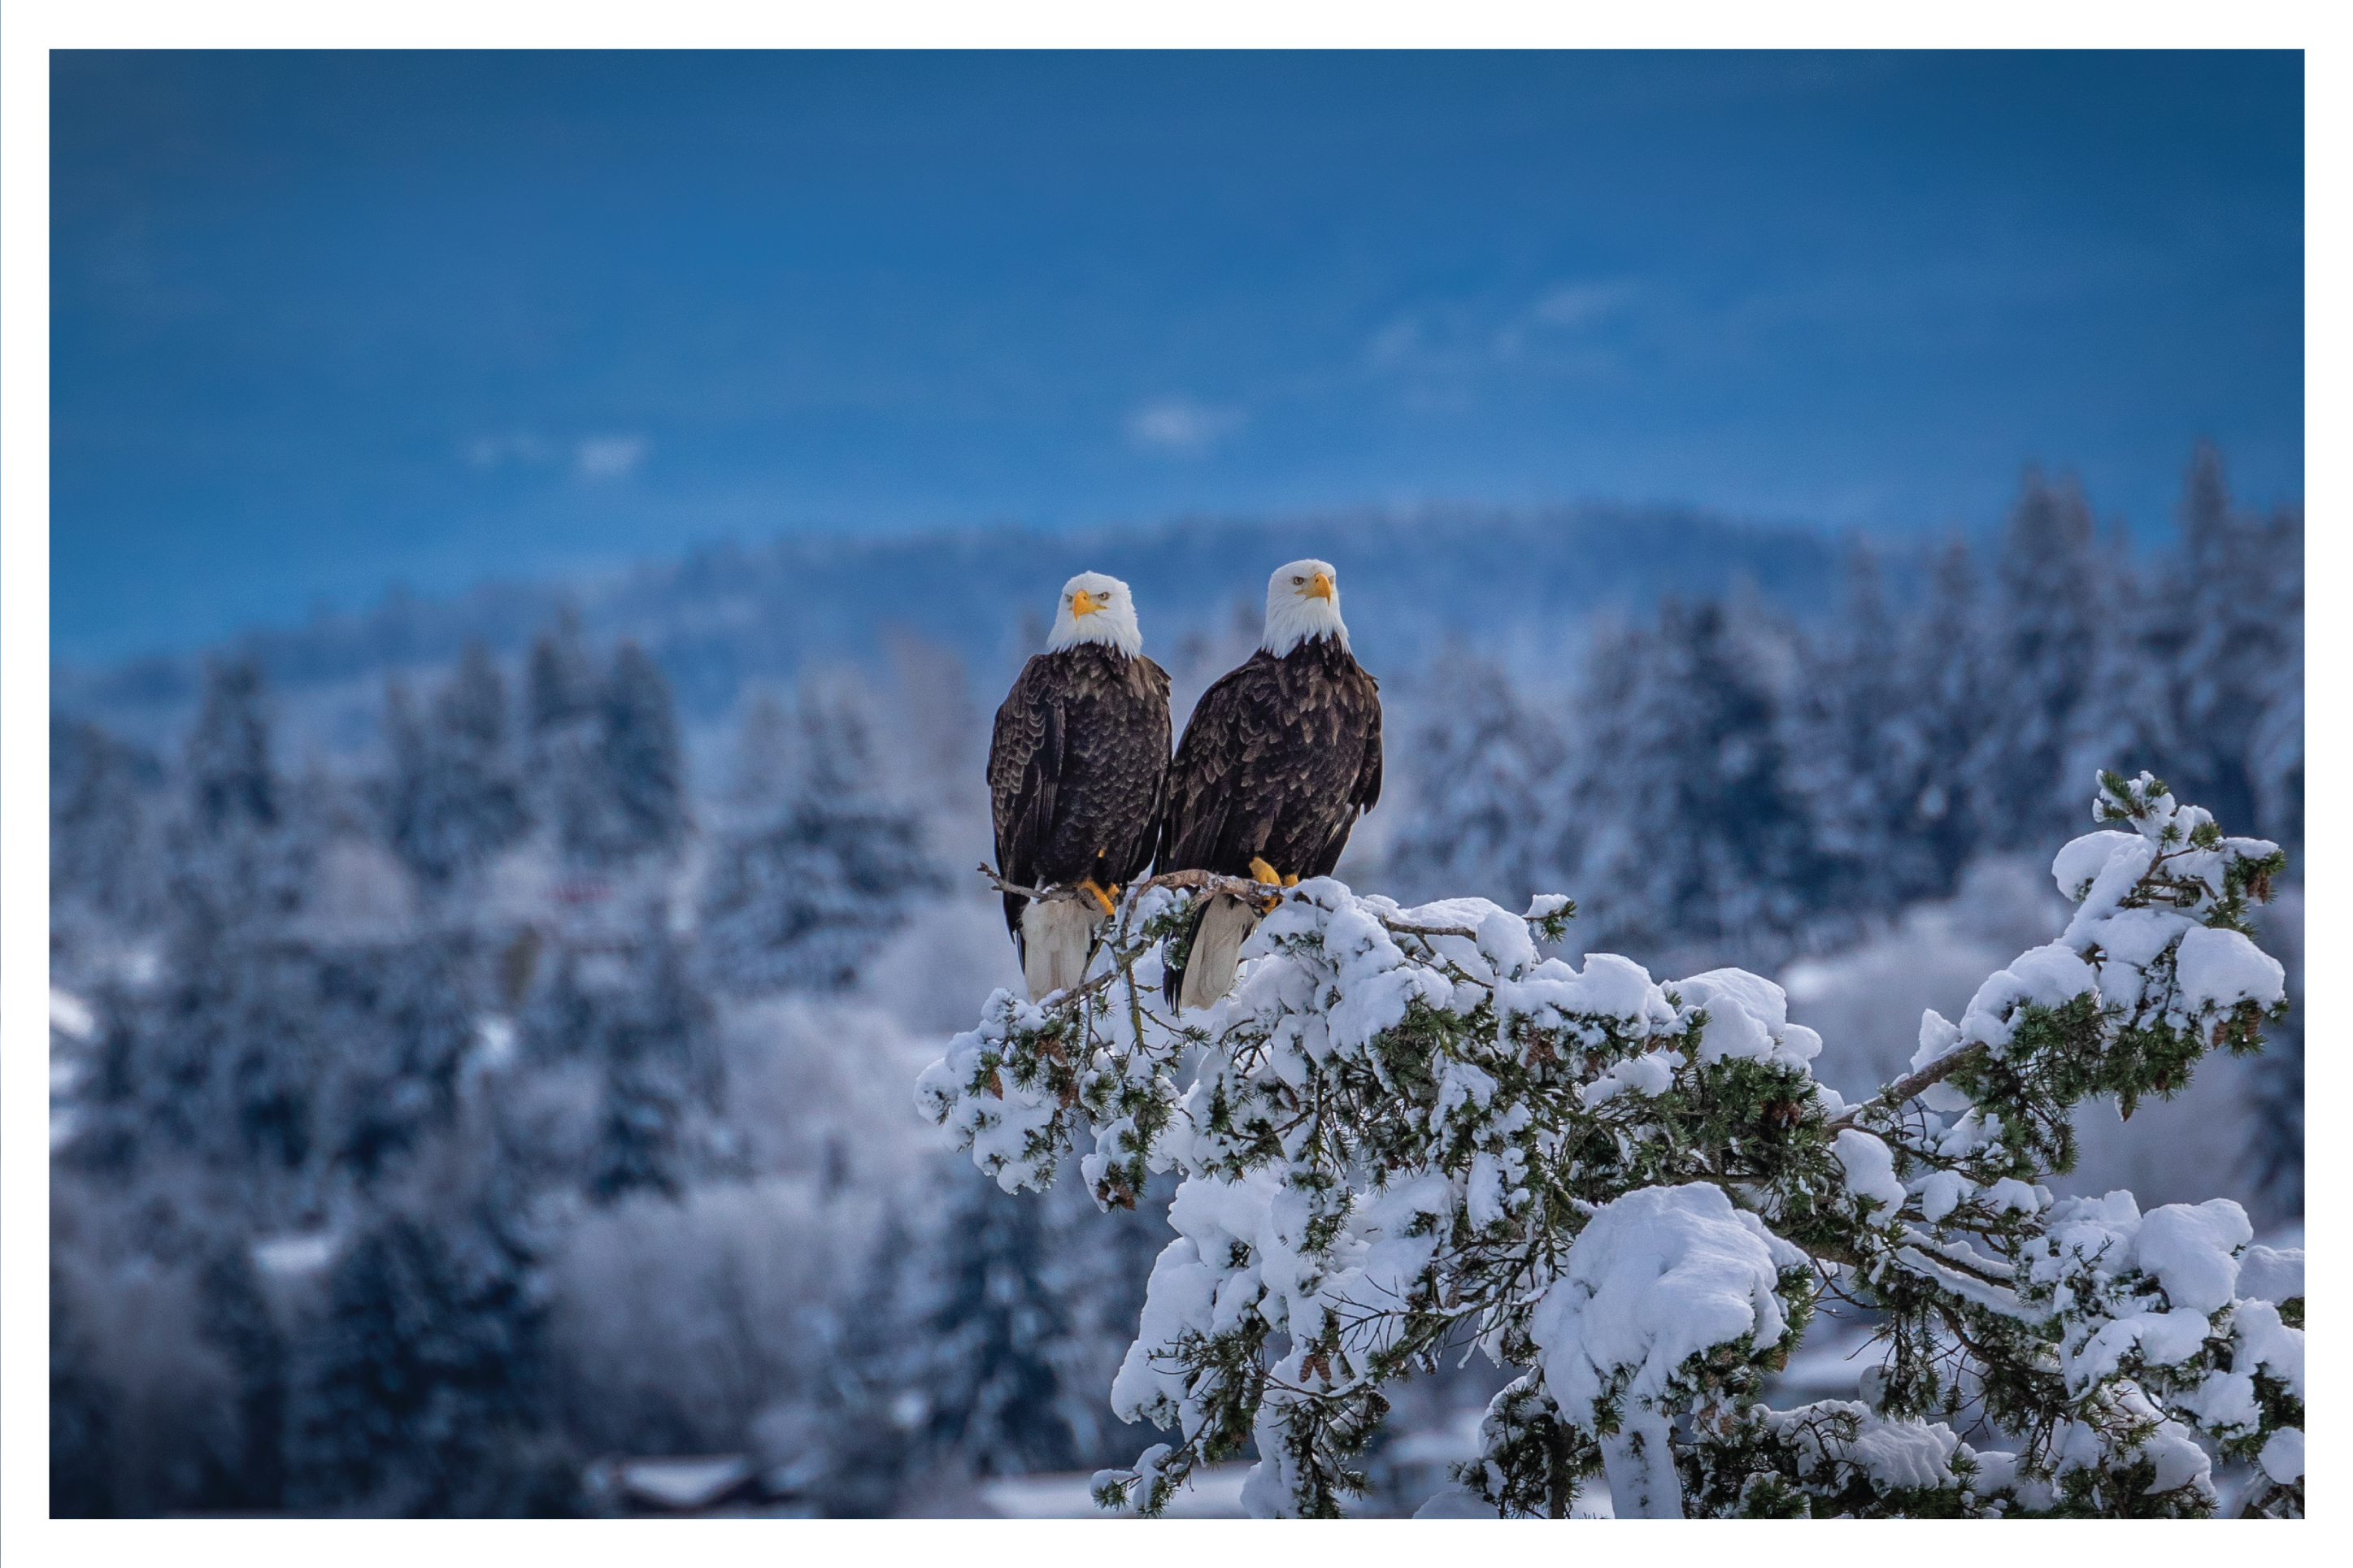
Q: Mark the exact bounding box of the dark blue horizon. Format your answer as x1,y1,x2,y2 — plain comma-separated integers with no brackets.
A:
51,49,2303,667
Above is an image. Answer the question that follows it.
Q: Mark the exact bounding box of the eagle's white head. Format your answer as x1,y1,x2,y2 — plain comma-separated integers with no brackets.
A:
1046,570,1144,656
1261,558,1349,656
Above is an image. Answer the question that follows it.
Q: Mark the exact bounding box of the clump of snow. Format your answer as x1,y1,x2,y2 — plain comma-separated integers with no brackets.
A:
914,988,1066,1192
2237,1244,2303,1304
1907,1009,1973,1113
1675,969,1821,1068
1833,1130,1906,1218
2173,925,2286,1014
1764,1401,1964,1492
2133,1200,2253,1314
1956,942,2096,1057
1530,1184,1806,1427
2051,831,2142,902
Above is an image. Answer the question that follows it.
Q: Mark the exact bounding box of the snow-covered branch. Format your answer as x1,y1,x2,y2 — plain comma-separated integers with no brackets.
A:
918,771,2299,1519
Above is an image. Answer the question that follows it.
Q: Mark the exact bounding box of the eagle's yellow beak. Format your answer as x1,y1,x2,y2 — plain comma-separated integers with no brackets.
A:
1305,571,1335,602
1071,589,1101,617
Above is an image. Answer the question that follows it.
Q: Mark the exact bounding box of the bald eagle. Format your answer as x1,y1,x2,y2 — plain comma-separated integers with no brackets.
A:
1159,558,1382,1010
989,571,1172,1001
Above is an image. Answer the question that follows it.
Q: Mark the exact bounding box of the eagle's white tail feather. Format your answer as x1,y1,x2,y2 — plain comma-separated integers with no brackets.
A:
1177,894,1260,1011
1021,899,1102,1001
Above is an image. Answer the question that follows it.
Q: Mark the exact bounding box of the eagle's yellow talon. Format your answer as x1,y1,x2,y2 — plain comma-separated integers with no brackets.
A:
1079,879,1117,917
1248,856,1282,887
1283,873,1299,888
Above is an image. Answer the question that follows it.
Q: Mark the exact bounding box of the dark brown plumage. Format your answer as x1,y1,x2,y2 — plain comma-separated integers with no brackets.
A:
988,641,1172,950
1158,634,1382,1006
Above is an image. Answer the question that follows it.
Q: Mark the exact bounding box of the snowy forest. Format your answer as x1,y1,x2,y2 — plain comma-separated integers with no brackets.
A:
48,445,2301,1518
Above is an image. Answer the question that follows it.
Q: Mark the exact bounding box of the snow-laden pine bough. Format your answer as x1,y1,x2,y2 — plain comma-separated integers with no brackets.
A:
916,771,2303,1518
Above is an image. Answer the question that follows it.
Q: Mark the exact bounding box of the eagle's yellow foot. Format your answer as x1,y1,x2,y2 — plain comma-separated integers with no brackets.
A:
1248,856,1282,887
1283,873,1299,887
1078,879,1117,918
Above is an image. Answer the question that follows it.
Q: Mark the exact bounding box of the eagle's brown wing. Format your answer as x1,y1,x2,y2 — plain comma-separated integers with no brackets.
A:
988,654,1063,939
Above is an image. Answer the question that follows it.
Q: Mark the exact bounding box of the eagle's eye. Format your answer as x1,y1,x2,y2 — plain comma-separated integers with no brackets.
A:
1291,576,1304,585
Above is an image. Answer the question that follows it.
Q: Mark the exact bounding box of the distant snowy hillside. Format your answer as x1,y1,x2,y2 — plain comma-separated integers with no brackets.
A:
53,503,1842,758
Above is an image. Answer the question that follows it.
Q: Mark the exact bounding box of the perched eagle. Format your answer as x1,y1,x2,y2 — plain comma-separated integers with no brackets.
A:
988,571,1172,1001
1159,558,1382,1010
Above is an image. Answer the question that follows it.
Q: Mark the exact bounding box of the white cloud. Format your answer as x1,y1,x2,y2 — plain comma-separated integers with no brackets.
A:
1365,316,1422,367
1533,281,1636,330
460,432,550,468
576,435,649,479
1124,397,1242,457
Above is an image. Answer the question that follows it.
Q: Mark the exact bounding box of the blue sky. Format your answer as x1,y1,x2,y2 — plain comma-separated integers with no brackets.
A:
51,50,2302,664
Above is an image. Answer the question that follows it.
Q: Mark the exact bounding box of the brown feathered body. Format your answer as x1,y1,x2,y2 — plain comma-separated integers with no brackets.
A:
988,642,1172,995
1159,634,1383,1007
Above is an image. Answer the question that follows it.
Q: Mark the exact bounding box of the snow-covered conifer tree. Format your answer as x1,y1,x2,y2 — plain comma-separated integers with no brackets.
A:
597,641,690,862
70,662,332,1201
698,680,945,996
378,644,529,890
195,1240,289,1509
1564,594,1830,966
588,932,723,1205
1785,540,1939,912
49,1264,119,1517
50,714,163,977
2163,445,2303,852
725,686,797,818
1897,538,1999,891
917,1171,1081,1479
524,609,611,867
1965,469,2102,850
918,761,2301,1519
172,655,311,931
287,1211,576,1516
326,934,476,1185
1385,648,1567,913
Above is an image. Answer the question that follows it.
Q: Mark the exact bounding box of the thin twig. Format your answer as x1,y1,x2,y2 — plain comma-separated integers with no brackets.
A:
1129,867,1285,901
976,864,1090,904
1825,1042,1987,1131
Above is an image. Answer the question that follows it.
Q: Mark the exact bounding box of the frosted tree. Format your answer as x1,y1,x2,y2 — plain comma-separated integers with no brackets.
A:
49,1264,119,1517
195,1240,289,1509
1564,594,1832,966
1385,648,1568,913
50,714,163,974
588,932,724,1205
172,655,311,932
325,934,476,1185
917,1171,1081,1479
597,641,690,862
67,661,331,1201
524,609,610,867
377,643,530,890
1966,470,2102,850
1785,541,1945,912
1899,537,1999,890
724,686,798,818
286,1211,577,1516
2162,445,2303,852
698,680,945,996
918,766,2300,1519
2064,524,2177,830
810,1211,932,1517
